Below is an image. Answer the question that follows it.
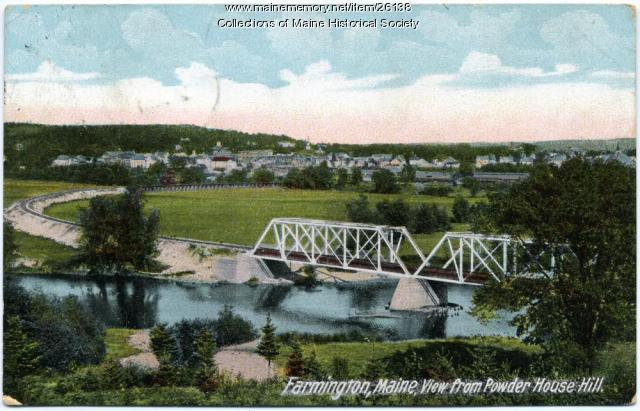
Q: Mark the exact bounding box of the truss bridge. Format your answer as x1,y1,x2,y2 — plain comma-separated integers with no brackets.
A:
251,218,555,286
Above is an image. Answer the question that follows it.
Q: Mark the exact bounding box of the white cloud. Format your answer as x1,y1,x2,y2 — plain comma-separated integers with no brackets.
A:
6,61,100,82
4,61,634,144
278,60,396,91
590,70,635,79
459,52,577,77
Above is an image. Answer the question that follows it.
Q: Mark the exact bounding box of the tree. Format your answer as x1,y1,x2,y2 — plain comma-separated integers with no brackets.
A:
3,316,40,397
251,167,275,184
335,168,349,190
194,329,217,370
371,169,399,194
179,167,205,184
214,305,257,346
452,196,471,223
77,188,160,273
471,159,635,372
375,199,411,227
150,323,177,364
283,168,305,189
303,348,323,379
350,168,363,187
331,356,350,379
256,314,280,371
4,221,18,270
399,164,416,187
346,195,376,223
462,177,480,196
411,204,437,234
224,169,247,184
285,339,305,377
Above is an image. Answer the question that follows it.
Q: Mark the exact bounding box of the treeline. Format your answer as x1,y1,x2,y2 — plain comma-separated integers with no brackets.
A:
4,123,298,175
346,195,450,234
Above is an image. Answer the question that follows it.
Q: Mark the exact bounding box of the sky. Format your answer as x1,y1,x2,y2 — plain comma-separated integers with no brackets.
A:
3,4,636,144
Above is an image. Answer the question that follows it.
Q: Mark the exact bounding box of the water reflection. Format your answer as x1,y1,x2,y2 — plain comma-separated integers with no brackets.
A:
11,274,515,340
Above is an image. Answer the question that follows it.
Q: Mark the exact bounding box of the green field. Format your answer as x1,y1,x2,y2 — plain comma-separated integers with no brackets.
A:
3,179,105,208
45,188,476,250
104,328,143,361
13,231,76,269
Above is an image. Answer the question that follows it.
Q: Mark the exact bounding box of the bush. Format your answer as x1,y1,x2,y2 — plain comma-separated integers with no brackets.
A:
421,185,453,196
371,169,399,194
452,196,471,223
4,281,106,373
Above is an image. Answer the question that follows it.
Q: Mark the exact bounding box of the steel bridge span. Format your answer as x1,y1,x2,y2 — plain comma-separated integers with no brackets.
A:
251,218,554,286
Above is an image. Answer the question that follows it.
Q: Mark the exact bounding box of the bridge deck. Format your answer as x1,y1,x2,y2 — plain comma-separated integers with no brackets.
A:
253,247,488,285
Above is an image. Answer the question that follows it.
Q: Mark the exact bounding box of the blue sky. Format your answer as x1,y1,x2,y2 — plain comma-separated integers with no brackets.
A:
4,4,636,143
6,4,635,86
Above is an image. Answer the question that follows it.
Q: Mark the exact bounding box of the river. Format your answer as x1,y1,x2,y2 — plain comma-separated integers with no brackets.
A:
10,274,516,341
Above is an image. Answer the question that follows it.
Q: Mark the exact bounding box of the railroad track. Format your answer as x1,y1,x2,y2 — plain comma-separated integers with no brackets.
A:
6,185,272,251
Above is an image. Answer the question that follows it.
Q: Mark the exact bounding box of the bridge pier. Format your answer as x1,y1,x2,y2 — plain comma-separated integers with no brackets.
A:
389,278,440,311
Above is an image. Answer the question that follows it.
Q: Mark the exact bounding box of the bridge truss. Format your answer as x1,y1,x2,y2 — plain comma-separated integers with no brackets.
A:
251,218,554,285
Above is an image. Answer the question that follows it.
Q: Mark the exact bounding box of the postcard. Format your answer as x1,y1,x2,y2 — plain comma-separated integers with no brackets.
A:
2,3,636,407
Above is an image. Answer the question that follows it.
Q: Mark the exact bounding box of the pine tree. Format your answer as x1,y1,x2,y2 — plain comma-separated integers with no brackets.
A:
3,316,40,396
150,324,177,364
303,348,323,379
331,356,350,379
195,329,217,371
285,339,305,377
256,314,280,372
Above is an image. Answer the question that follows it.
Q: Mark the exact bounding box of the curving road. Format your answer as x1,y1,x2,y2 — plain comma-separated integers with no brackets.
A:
5,186,286,284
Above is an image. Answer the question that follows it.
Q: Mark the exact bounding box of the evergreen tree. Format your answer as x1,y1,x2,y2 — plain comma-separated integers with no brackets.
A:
303,348,323,379
256,314,280,371
150,324,177,364
194,329,217,370
331,356,350,379
285,339,305,377
362,357,386,380
3,316,40,397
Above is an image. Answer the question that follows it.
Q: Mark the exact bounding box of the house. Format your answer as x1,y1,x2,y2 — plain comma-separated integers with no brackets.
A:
52,155,72,167
415,171,453,184
237,150,273,163
595,151,635,167
473,172,529,183
546,153,567,167
51,154,93,167
278,141,295,148
442,157,460,169
519,155,535,166
499,155,516,165
212,156,238,172
475,155,496,168
409,158,433,168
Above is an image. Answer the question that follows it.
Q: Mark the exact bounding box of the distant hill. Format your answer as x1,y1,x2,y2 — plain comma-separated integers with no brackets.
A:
4,123,300,171
534,138,635,152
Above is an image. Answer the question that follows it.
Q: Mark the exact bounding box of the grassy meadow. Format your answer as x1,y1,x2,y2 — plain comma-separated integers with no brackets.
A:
3,178,104,208
44,187,479,252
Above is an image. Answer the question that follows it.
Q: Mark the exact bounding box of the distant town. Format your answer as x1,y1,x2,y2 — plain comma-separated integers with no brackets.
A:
49,139,636,187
